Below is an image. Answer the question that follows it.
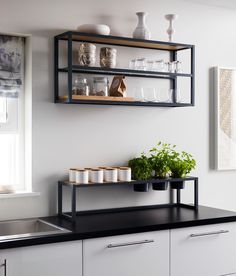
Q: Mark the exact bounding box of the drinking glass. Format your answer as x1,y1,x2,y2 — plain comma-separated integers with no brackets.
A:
133,87,145,101
154,60,165,72
146,60,154,71
129,59,136,70
175,61,182,73
167,62,175,73
135,58,147,71
143,87,157,102
157,88,173,103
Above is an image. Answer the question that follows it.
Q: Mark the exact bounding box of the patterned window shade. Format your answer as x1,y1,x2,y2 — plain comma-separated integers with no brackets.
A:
0,35,24,98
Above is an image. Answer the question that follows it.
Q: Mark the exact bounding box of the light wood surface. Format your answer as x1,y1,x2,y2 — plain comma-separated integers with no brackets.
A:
59,95,134,102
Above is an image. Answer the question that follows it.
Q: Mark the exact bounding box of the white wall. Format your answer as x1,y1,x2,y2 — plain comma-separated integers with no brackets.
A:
0,0,236,220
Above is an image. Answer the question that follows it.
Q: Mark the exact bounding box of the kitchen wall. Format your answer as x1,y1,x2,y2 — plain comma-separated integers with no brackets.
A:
0,0,236,220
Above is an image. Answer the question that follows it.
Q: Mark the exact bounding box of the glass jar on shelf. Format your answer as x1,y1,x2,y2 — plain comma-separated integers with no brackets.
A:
72,75,89,96
93,77,109,96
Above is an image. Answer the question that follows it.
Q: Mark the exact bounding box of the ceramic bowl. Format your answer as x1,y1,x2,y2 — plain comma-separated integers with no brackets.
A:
77,24,110,35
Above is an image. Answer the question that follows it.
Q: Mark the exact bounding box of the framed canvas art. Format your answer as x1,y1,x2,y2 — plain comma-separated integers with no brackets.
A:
215,66,236,170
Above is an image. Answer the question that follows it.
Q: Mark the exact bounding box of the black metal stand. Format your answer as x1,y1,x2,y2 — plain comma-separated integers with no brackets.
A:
58,177,199,222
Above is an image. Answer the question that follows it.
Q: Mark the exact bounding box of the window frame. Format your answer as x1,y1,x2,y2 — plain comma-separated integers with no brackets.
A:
0,32,32,193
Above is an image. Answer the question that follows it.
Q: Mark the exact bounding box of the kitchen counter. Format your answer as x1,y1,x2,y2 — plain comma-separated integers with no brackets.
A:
1,205,236,249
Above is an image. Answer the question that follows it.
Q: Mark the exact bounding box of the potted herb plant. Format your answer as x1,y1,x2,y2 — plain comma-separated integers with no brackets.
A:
149,142,177,190
128,154,152,192
169,151,196,189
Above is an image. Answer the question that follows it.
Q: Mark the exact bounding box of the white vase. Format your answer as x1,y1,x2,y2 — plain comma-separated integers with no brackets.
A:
133,12,151,40
165,14,178,42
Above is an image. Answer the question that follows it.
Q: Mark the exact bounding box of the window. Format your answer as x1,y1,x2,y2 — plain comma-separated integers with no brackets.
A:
0,35,25,192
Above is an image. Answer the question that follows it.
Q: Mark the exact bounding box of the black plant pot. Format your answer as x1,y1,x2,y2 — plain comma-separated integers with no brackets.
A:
133,183,149,192
152,181,168,191
171,181,185,189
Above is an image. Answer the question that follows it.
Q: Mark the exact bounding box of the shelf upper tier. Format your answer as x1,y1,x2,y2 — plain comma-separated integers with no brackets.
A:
55,31,194,51
59,176,198,188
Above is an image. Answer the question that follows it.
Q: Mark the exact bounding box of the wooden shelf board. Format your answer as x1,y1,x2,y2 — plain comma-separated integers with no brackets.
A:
56,97,193,107
59,95,135,102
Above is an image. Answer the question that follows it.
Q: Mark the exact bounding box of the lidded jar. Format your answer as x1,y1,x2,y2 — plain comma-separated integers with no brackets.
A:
93,77,109,96
72,75,89,96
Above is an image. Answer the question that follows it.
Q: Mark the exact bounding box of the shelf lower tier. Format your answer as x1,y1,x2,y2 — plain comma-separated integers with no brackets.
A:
56,96,193,107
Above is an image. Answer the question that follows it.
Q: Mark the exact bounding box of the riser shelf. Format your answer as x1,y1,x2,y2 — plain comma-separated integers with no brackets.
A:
58,176,199,221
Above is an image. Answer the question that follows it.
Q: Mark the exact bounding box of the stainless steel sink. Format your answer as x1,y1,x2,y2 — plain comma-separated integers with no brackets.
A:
0,219,71,241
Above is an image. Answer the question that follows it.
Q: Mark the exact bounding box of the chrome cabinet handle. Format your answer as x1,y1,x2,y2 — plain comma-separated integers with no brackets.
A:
107,239,154,248
0,260,7,276
190,230,229,238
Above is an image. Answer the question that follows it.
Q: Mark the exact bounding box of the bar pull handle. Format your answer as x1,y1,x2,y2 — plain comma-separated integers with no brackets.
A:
190,230,229,238
107,239,154,248
0,260,7,276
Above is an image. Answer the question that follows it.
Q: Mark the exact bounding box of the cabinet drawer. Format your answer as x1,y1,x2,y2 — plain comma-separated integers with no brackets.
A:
0,241,82,276
171,222,236,276
83,230,169,276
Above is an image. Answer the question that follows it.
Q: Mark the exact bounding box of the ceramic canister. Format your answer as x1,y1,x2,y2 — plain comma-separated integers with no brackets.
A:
118,167,132,182
84,168,93,182
90,169,104,183
75,169,89,184
104,168,118,182
69,168,77,182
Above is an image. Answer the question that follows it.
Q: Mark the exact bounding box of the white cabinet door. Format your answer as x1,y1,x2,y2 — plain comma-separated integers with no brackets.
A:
171,222,236,276
83,230,169,276
0,241,82,276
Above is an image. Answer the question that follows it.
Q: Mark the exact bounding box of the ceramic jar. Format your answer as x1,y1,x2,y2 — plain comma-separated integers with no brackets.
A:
90,169,104,183
78,43,96,66
75,169,89,184
118,167,132,182
104,168,118,182
69,168,77,182
100,47,117,68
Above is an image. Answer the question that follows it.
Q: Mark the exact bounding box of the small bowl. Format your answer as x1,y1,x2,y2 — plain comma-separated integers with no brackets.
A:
77,24,110,35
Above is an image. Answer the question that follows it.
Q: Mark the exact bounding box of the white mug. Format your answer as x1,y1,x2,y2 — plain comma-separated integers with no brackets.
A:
69,168,77,182
90,169,104,183
104,168,118,182
75,169,89,184
118,167,132,182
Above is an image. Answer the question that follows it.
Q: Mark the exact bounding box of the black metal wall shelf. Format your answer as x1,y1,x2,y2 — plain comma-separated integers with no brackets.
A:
58,176,199,221
54,31,195,107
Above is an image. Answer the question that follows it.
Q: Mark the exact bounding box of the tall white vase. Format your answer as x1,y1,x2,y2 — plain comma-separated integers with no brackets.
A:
165,14,178,42
133,12,151,40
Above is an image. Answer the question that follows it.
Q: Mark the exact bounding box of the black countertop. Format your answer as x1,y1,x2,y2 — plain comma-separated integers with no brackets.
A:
1,205,236,250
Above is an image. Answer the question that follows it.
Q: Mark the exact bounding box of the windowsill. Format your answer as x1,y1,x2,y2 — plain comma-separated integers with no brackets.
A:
0,191,40,199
